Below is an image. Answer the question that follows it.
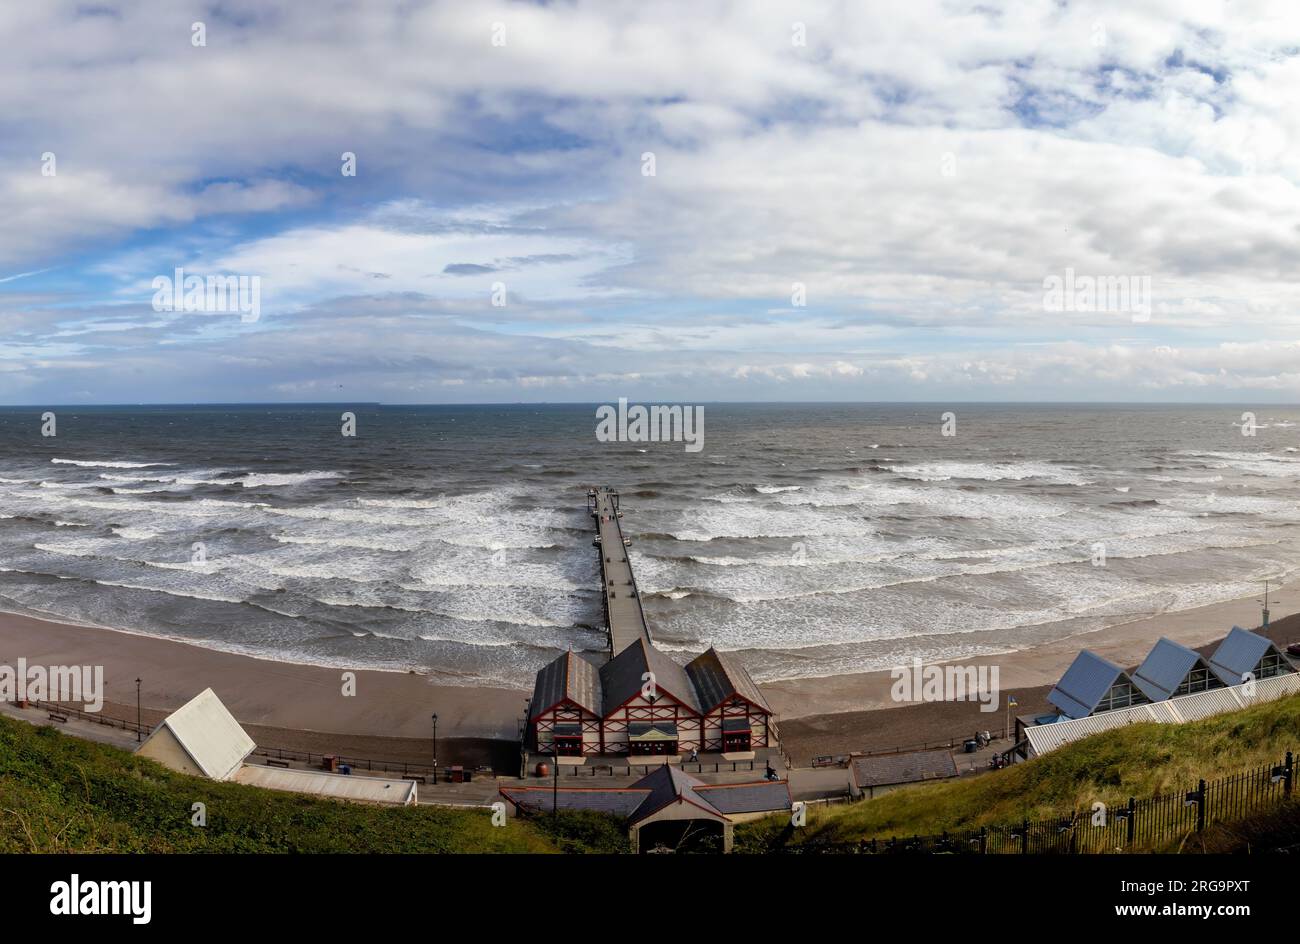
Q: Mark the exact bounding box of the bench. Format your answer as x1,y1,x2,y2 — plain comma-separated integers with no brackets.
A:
264,758,291,768
47,712,69,723
401,774,426,783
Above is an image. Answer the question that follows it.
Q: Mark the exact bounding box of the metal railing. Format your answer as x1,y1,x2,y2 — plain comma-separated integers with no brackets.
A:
21,700,489,781
783,752,1294,854
30,699,146,735
811,727,1009,767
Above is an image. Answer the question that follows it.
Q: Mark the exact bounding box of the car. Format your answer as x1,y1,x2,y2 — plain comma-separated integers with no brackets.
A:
1287,642,1300,657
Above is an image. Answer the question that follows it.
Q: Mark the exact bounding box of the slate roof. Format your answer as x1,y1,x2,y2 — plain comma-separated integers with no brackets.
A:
694,780,792,815
599,638,701,715
530,649,602,719
685,647,772,713
1208,626,1291,686
851,749,959,789
628,765,721,821
1131,637,1219,701
500,786,649,818
500,766,790,823
1047,650,1134,719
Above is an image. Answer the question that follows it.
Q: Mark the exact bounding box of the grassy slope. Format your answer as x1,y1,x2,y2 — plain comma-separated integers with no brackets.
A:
740,692,1300,851
0,715,628,853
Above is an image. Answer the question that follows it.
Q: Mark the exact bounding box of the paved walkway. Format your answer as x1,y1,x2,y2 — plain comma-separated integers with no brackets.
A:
2,699,856,808
0,700,141,751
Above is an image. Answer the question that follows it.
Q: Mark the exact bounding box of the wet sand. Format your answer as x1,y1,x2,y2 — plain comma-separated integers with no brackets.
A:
3,576,1298,766
763,577,1300,720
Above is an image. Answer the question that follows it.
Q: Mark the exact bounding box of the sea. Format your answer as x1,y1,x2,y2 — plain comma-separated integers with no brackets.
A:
0,403,1297,687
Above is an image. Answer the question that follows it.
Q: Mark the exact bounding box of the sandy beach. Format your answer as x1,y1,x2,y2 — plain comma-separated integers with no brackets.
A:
763,577,1300,719
2,576,1298,767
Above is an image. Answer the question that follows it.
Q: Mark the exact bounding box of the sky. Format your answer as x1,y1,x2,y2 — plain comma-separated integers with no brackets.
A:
2,0,1300,404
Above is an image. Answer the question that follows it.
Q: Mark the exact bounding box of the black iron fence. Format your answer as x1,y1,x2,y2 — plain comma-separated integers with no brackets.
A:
790,753,1294,854
31,699,146,735
25,700,469,780
812,727,1010,767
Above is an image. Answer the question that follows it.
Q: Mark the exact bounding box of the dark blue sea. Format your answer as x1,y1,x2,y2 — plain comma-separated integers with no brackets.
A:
0,403,1297,686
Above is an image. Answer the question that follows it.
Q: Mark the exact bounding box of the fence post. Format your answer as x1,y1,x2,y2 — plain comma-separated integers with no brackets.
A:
1126,796,1136,847
1196,779,1206,833
1287,752,1294,797
979,825,987,855
1020,819,1029,854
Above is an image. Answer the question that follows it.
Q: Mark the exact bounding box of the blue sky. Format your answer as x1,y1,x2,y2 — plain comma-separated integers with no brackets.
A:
3,0,1300,404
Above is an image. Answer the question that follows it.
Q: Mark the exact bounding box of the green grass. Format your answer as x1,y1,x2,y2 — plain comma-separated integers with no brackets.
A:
738,692,1300,852
0,715,628,853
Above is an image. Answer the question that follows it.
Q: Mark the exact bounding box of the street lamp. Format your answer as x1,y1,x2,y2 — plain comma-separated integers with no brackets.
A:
431,713,438,784
135,677,142,742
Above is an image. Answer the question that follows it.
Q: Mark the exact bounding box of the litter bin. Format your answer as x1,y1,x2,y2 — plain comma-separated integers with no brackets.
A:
322,754,338,772
963,739,978,753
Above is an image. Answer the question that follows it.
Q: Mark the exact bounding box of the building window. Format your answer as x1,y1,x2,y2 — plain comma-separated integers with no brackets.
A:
1097,681,1148,713
1174,667,1221,696
1258,653,1291,680
721,717,751,752
552,723,583,756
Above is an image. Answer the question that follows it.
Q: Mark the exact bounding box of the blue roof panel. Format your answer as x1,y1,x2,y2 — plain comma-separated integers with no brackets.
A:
1209,626,1278,685
1047,650,1128,719
1132,637,1206,701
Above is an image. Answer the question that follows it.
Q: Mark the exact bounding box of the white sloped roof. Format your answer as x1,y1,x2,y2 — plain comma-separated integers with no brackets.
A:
234,765,417,805
146,688,255,781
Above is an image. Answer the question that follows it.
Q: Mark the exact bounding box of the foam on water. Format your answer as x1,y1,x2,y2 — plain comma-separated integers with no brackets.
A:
4,405,1300,686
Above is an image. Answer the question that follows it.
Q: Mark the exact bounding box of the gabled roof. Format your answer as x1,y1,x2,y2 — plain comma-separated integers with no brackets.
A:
599,638,701,716
627,765,721,822
694,780,792,815
500,786,649,818
1132,637,1219,701
1208,626,1291,686
501,767,791,824
851,749,958,789
530,649,602,719
140,687,255,781
1047,650,1137,719
685,647,771,714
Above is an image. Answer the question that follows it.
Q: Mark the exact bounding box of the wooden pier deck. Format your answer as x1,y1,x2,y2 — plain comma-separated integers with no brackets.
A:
589,487,652,656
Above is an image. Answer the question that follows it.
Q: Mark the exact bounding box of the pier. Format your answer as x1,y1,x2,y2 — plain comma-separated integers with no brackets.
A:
588,487,652,656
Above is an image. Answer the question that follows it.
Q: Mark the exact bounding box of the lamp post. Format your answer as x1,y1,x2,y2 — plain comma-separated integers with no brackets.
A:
552,744,559,821
135,677,142,742
431,713,438,784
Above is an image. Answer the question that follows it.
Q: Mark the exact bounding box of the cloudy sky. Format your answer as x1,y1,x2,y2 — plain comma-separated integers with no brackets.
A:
2,0,1299,404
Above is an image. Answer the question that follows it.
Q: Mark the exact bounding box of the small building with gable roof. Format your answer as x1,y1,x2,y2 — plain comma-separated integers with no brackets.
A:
1131,637,1224,702
1208,626,1296,687
500,764,791,852
135,687,255,781
1047,650,1150,720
